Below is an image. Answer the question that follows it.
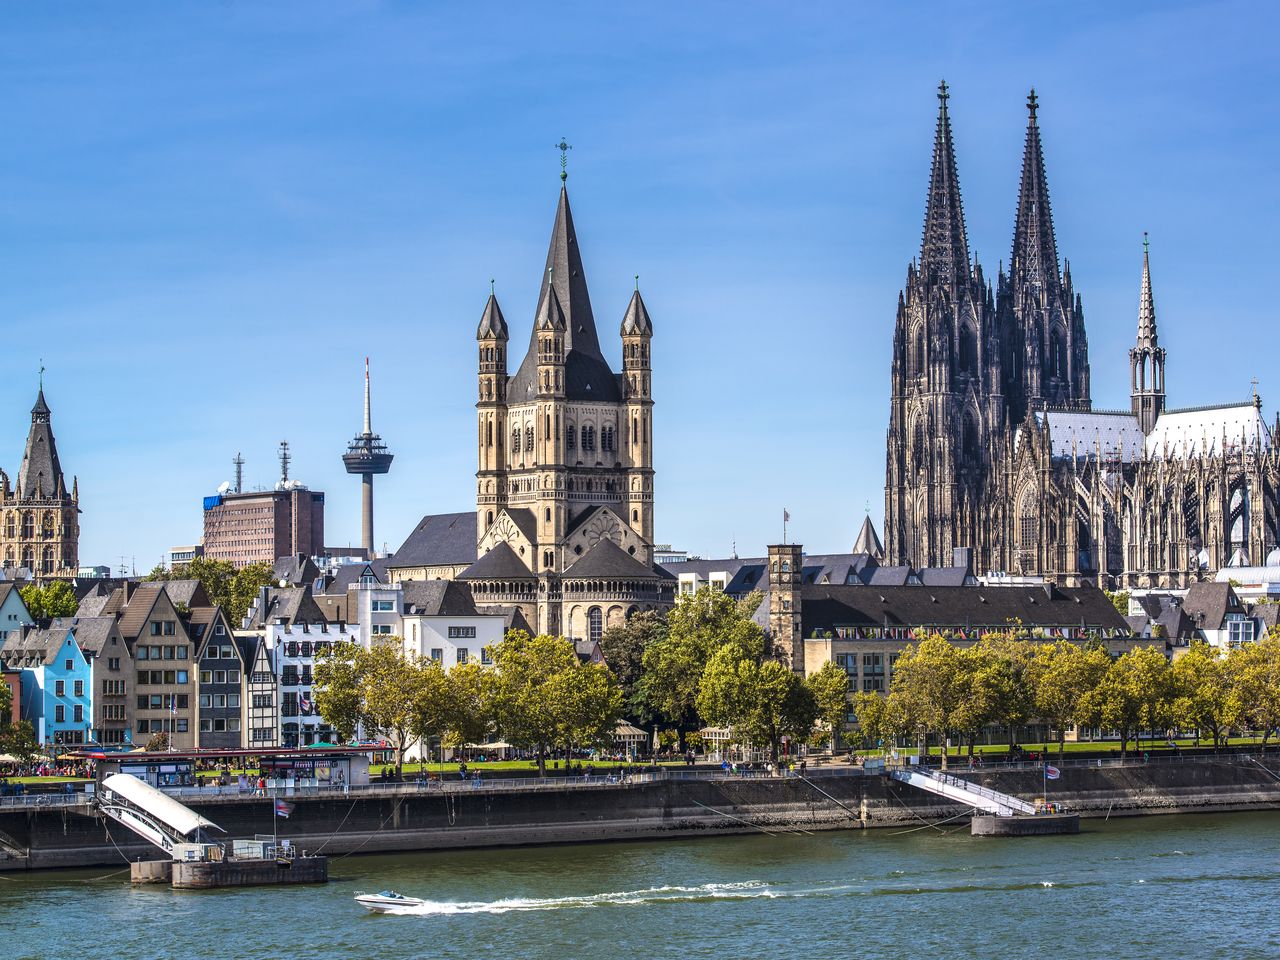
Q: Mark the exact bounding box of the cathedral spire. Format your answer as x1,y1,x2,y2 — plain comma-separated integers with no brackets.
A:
920,80,971,288
1130,234,1166,434
1010,88,1061,292
1137,232,1158,347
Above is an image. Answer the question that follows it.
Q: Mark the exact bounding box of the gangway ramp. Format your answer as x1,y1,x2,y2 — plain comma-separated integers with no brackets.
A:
95,774,225,856
890,768,1036,817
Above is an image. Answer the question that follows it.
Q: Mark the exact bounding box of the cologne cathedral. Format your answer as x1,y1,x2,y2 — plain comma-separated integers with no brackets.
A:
885,84,1278,589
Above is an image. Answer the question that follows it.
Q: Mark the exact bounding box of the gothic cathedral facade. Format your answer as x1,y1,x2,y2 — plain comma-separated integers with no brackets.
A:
886,85,1279,589
463,177,674,638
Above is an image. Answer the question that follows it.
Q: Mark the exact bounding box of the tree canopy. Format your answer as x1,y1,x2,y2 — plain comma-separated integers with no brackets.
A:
19,581,78,621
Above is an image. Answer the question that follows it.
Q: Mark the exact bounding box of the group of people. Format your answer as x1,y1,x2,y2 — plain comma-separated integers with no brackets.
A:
719,759,809,778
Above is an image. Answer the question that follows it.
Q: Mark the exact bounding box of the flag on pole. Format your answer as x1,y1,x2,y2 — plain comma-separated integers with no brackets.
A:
274,799,294,818
783,509,790,522
1044,764,1061,780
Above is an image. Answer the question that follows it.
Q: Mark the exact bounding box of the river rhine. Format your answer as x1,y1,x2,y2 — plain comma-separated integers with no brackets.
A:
3,812,1278,959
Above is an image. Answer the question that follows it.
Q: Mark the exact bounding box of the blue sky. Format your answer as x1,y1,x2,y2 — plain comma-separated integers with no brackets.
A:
2,1,1276,569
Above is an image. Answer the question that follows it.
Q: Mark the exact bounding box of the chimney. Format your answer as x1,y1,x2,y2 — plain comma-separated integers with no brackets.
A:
952,547,973,574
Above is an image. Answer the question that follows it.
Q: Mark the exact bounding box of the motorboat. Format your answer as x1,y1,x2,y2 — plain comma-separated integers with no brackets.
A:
355,890,424,913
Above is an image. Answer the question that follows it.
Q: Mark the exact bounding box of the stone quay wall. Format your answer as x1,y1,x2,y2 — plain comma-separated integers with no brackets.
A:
3,757,1279,871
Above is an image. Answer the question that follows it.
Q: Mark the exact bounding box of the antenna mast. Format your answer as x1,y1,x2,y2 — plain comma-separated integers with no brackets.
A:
233,453,244,494
278,441,290,484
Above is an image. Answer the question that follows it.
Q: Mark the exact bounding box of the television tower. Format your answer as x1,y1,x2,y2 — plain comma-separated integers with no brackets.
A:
342,358,393,558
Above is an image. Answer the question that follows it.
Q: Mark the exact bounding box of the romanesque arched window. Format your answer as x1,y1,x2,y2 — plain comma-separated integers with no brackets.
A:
511,428,521,453
566,424,576,451
582,425,596,452
602,425,614,452
525,426,534,452
587,607,603,643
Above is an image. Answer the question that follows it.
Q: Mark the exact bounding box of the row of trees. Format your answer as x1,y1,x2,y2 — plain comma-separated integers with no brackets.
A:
315,631,623,777
603,590,849,760
853,632,1280,765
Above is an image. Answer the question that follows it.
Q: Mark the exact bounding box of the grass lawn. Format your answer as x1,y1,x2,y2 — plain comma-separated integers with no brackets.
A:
2,776,91,785
908,735,1274,758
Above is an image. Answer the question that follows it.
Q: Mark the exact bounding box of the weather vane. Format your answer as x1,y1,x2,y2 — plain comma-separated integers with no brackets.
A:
555,138,572,182
38,358,44,390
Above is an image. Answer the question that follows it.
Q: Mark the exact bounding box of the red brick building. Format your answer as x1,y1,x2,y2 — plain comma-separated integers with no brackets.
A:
202,486,325,569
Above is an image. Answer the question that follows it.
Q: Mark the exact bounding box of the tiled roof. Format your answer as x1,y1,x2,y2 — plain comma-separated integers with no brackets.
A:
800,583,1130,634
457,543,534,581
401,580,479,617
563,540,660,580
389,512,478,569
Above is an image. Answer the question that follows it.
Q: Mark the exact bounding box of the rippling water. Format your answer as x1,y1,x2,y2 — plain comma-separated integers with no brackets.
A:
4,813,1280,959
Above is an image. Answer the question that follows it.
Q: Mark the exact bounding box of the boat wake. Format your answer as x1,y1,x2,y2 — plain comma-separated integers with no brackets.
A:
376,881,778,915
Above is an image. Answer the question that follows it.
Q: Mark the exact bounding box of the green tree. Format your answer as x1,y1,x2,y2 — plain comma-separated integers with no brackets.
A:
1173,641,1238,749
1231,633,1280,750
19,581,78,620
806,661,852,751
357,641,427,779
229,563,278,624
145,731,170,751
408,659,454,762
314,640,427,777
1085,646,1171,757
600,610,666,722
884,634,965,768
949,644,1016,758
314,641,364,741
1106,590,1131,617
0,683,38,763
696,644,817,763
490,631,622,775
641,587,764,731
1030,641,1111,761
148,556,235,608
440,661,493,752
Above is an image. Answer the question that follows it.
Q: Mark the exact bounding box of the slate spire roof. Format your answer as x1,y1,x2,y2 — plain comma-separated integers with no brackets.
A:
1137,235,1158,348
507,185,622,402
920,80,971,288
17,386,68,501
477,292,508,340
853,515,884,560
1009,88,1061,294
620,288,652,337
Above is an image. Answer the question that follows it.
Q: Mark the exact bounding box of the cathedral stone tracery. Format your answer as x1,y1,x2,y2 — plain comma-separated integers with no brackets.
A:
886,84,1278,589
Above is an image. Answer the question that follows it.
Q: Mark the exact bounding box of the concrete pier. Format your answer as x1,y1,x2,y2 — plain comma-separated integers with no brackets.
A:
172,856,328,889
971,813,1080,836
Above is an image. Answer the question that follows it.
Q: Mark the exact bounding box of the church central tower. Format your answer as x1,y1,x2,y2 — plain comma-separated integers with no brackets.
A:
466,165,670,639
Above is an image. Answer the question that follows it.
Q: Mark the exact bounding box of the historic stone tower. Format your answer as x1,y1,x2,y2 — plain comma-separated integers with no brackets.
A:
884,84,1278,588
0,385,80,579
1129,236,1165,434
463,169,671,639
885,81,1001,568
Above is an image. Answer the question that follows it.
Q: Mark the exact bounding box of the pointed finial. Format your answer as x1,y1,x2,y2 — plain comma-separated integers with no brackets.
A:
634,274,640,292
1143,231,1150,255
1027,88,1038,119
555,138,572,182
38,359,44,390
490,278,495,296
937,79,949,111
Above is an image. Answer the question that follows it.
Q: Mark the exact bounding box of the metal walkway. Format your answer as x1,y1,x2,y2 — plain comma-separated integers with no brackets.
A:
890,768,1036,817
95,774,225,856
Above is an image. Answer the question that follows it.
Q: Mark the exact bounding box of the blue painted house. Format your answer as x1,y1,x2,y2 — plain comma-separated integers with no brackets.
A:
0,582,34,643
0,624,93,746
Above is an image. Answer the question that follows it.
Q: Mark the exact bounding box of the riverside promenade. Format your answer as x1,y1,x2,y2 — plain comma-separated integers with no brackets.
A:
4,755,1280,870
